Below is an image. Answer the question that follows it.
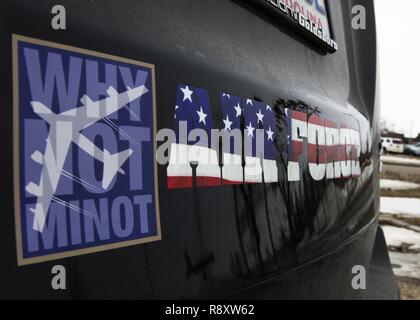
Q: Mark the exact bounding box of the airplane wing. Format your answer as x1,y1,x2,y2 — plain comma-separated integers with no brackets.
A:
59,85,148,130
30,85,147,131
30,101,57,123
26,86,141,232
76,132,133,189
25,116,74,232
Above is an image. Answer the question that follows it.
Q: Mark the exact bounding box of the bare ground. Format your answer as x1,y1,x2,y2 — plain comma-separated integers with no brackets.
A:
398,278,420,300
380,166,420,300
381,170,420,185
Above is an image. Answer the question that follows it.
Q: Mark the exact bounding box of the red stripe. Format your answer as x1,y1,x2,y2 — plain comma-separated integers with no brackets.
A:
308,143,327,164
291,141,304,162
167,176,222,189
340,145,359,162
326,145,339,162
339,145,347,161
168,176,261,189
350,145,358,161
196,176,222,187
325,120,339,162
291,110,307,122
308,114,324,126
324,119,337,128
167,176,193,189
221,179,243,186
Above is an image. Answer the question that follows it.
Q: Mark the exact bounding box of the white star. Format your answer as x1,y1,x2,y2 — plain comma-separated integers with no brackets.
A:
256,109,264,123
246,122,255,137
246,99,253,106
234,103,242,117
266,105,272,111
196,106,207,125
181,85,193,102
222,93,231,99
223,115,233,131
266,126,274,141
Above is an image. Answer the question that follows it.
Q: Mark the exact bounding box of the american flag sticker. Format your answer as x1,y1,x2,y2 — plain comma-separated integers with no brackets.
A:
167,85,364,188
286,108,362,182
167,84,279,189
167,84,221,189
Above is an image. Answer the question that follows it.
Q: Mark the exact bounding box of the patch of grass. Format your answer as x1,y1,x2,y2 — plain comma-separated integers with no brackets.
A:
379,214,420,229
398,279,420,300
390,215,420,228
381,188,420,198
384,154,420,160
381,171,420,184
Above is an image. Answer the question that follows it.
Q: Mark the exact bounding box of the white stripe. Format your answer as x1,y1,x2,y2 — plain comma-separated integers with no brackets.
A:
167,143,220,178
291,119,308,141
222,153,243,183
309,163,326,181
244,156,263,183
288,161,300,182
168,144,277,184
263,159,278,183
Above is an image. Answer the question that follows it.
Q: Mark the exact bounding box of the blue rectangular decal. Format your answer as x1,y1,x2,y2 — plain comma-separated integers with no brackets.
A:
13,35,160,265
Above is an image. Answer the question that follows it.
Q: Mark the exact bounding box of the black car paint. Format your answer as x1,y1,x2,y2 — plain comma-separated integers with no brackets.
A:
0,0,385,299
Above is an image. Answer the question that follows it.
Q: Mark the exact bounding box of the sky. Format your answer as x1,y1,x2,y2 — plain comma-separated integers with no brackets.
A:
375,0,420,138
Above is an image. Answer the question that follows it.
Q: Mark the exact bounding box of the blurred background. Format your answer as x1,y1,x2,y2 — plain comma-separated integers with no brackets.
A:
376,0,420,300
377,0,420,139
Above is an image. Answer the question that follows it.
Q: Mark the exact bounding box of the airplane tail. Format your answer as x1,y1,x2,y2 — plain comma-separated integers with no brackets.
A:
102,148,133,190
30,101,56,123
25,183,47,232
29,203,47,232
26,181,43,197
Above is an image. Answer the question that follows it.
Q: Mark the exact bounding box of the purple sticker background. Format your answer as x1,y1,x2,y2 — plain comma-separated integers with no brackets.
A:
17,39,158,260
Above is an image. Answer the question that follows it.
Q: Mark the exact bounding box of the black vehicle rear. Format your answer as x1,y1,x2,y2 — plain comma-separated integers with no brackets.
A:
0,0,397,299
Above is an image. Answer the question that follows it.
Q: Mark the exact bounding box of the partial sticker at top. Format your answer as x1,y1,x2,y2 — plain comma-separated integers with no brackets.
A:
13,35,160,266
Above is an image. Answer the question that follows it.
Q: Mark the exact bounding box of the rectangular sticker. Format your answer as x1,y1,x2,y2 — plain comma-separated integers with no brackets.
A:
13,35,160,265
